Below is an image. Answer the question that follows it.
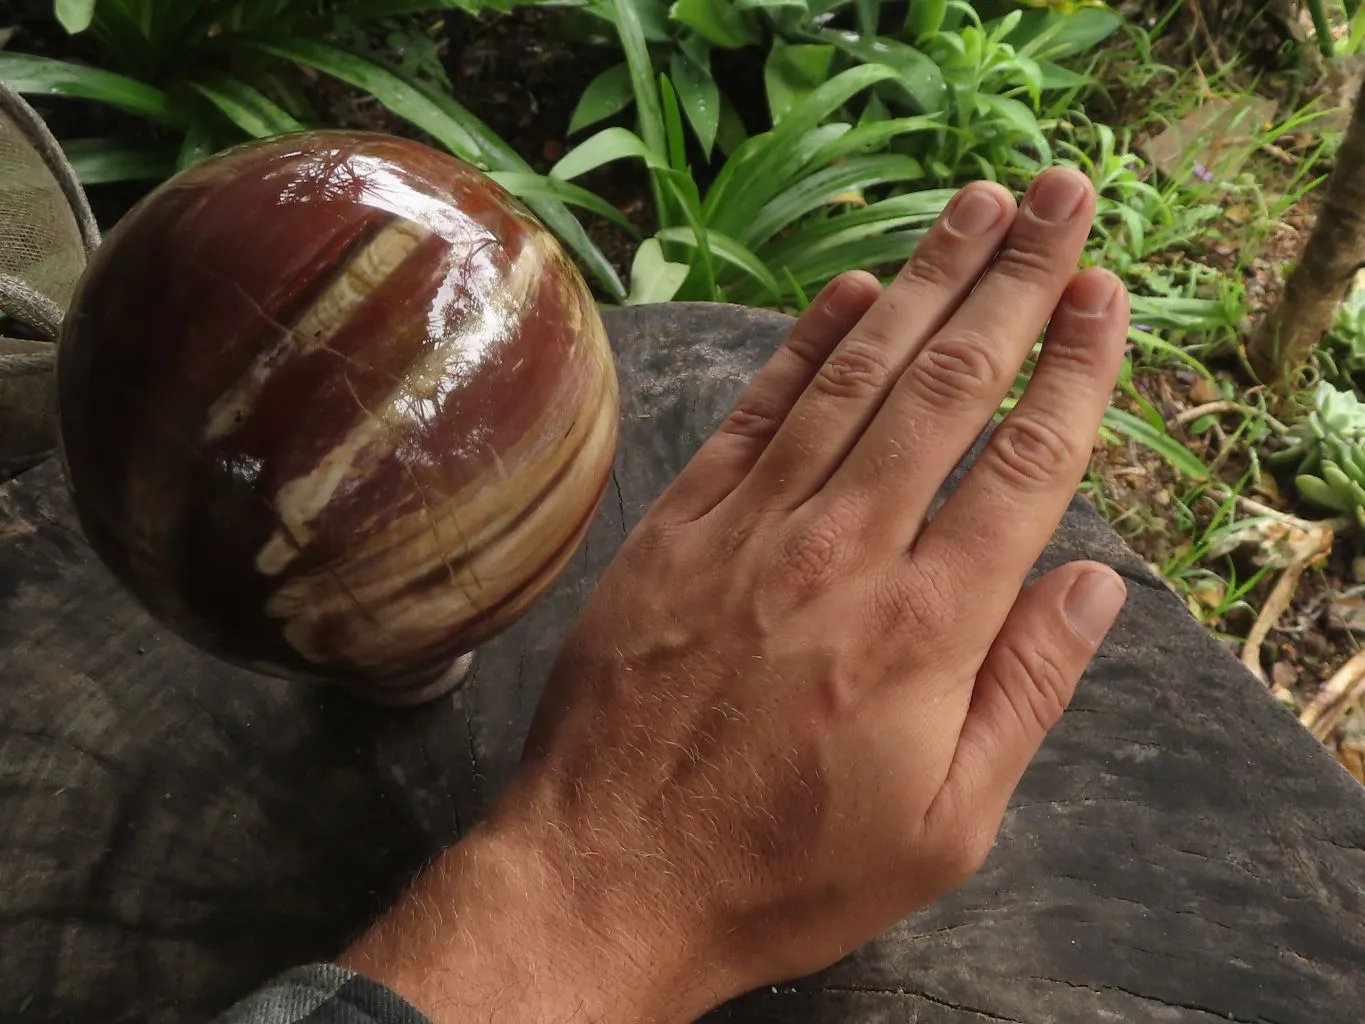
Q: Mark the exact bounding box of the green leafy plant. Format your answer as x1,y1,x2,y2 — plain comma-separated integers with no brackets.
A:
565,0,1121,182
1276,382,1365,527
1157,481,1276,632
0,1,627,297
552,0,964,306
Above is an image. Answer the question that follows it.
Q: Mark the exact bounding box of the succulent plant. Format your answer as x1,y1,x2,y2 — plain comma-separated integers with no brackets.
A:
1277,382,1365,528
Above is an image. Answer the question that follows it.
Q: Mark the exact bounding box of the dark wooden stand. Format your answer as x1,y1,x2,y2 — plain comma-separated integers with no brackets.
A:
2,304,1364,1023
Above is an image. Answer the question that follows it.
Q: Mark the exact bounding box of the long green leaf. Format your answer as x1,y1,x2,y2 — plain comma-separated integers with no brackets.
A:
1102,407,1209,481
704,64,901,232
814,28,947,112
607,0,671,243
568,62,634,135
739,231,926,303
669,51,720,156
0,53,186,128
551,127,661,180
55,0,97,34
249,39,488,159
609,0,667,159
488,171,640,238
658,168,717,299
810,115,942,163
741,154,926,250
190,75,304,138
763,190,954,262
656,225,783,300
61,138,177,184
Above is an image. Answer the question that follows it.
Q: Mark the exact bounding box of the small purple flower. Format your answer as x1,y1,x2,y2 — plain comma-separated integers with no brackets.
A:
1193,162,1214,182
1135,324,1153,332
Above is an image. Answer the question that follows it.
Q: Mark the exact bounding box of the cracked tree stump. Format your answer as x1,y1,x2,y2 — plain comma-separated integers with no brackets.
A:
1,303,1364,1024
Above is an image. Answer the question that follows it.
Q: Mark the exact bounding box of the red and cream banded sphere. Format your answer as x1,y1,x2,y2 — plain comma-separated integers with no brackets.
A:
56,131,619,704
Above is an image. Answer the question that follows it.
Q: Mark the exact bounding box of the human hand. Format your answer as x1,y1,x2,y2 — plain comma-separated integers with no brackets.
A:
339,167,1131,1023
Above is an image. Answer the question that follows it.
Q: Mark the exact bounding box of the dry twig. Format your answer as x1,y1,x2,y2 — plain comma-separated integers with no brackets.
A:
1175,400,1249,426
1239,520,1335,694
1301,647,1365,739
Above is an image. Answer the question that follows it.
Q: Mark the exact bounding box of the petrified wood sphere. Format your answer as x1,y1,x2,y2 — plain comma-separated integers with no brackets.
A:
56,131,619,704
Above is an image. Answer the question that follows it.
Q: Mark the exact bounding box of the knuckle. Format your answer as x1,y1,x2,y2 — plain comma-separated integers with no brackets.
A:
775,499,860,592
1042,319,1109,373
811,337,896,401
896,248,960,292
991,637,1073,734
905,331,1003,408
985,414,1077,491
783,322,837,366
992,233,1062,284
721,402,783,441
872,564,957,638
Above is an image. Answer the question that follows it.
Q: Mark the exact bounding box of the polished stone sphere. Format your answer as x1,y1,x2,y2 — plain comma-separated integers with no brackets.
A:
56,131,619,703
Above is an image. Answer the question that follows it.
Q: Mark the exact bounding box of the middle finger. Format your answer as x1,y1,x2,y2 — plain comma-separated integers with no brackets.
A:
816,167,1097,549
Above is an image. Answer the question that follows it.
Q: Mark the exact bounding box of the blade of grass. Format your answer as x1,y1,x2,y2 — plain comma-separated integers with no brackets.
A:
738,231,926,303
741,154,927,250
61,137,177,183
190,74,304,138
1102,406,1209,481
762,190,953,261
488,171,640,237
657,224,782,300
704,63,901,233
0,53,186,128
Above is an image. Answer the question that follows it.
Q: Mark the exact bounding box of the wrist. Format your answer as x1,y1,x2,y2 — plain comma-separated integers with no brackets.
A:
337,814,733,1023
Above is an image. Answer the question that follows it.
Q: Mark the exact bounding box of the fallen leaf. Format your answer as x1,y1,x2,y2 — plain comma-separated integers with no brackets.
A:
1190,578,1226,614
1189,377,1222,404
1207,518,1334,569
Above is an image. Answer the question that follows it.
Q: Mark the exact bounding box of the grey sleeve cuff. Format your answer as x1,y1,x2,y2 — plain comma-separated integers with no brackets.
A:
212,963,432,1024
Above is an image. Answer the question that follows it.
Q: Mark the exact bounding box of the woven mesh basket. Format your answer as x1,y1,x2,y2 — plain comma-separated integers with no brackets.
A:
0,84,100,479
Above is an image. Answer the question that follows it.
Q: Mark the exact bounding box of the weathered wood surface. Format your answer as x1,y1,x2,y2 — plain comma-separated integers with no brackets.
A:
1,303,1364,1024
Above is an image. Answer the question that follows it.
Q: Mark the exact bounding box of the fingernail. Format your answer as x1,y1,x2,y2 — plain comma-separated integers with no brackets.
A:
824,274,855,314
1027,169,1087,223
825,272,869,315
1068,272,1118,315
948,187,1004,236
1064,571,1127,645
